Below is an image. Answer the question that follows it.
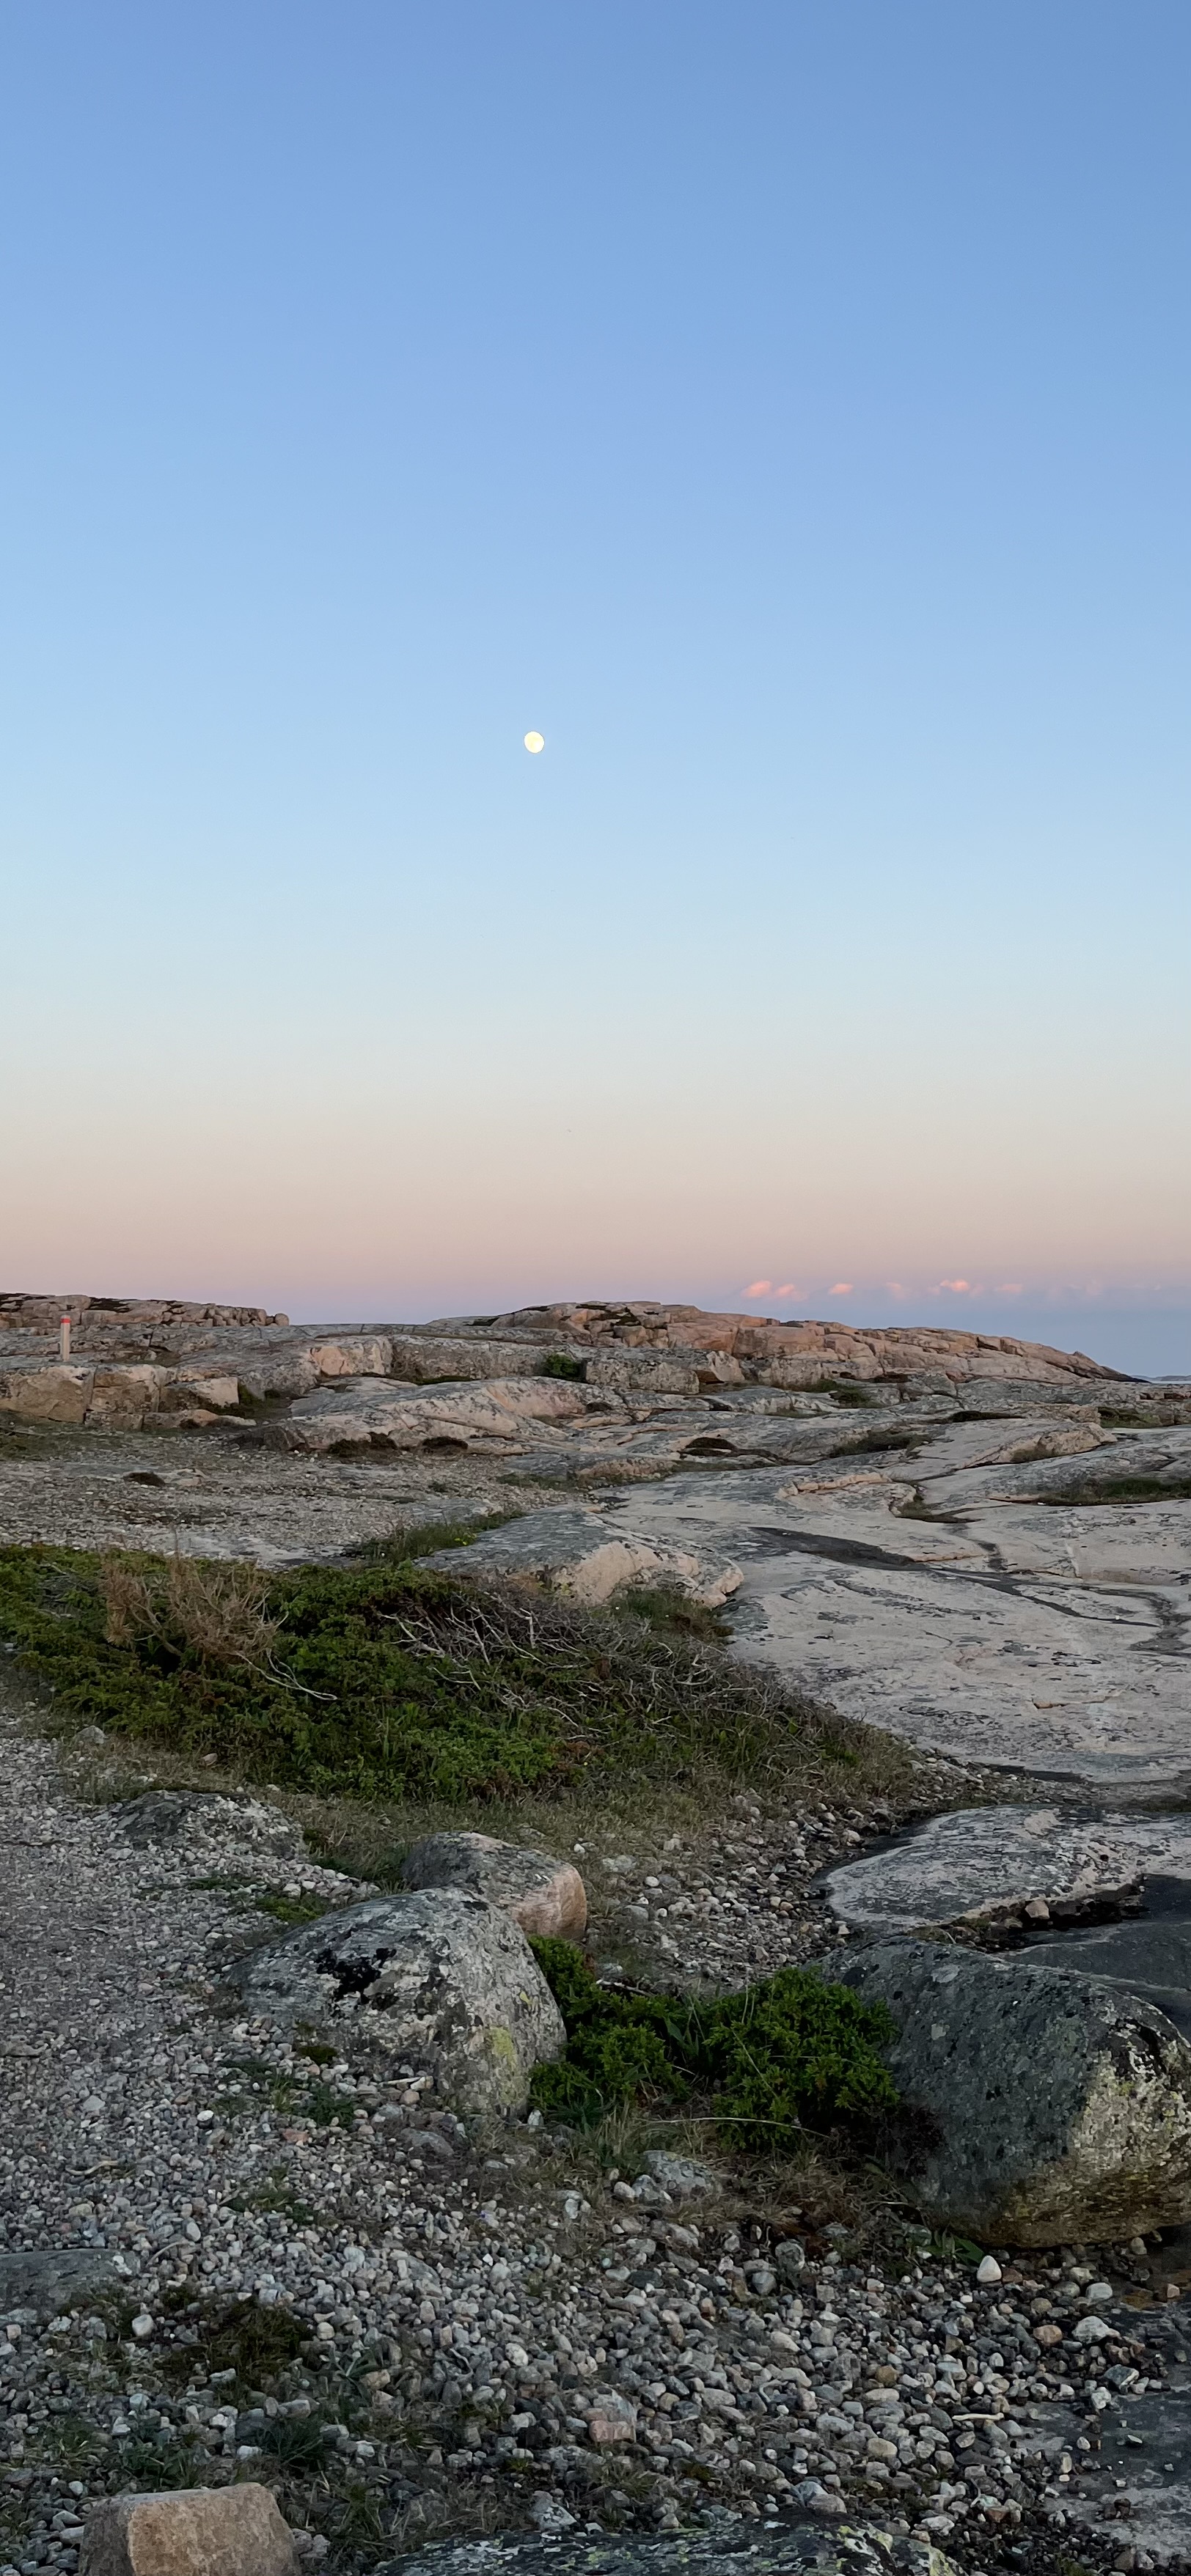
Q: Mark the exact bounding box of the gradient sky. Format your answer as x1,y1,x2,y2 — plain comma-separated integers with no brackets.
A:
2,3,1189,1372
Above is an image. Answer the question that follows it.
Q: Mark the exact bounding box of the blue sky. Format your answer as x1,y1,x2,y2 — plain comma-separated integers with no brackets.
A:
1,3,1188,1371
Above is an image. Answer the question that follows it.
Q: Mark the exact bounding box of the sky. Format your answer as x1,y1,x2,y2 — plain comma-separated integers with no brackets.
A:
1,3,1189,1375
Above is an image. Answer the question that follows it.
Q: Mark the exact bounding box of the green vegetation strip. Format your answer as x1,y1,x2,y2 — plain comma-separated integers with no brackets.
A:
529,1936,896,2146
0,1541,867,1806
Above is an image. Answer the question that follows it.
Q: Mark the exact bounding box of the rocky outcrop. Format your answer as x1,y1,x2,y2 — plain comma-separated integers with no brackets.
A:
837,1938,1191,2244
399,1830,587,1940
435,1299,1134,1387
79,2484,298,2576
0,1294,287,1333
232,1888,565,2113
424,1504,742,1605
274,1374,590,1455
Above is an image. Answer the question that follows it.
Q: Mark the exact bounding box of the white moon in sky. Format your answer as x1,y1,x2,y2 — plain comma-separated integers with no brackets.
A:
524,730,545,754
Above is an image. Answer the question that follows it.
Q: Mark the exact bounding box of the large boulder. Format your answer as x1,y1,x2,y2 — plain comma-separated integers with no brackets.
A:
232,1888,565,2113
838,1937,1191,2245
399,1830,587,1939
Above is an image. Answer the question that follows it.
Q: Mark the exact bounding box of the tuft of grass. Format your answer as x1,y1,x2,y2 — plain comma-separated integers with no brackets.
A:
259,2410,334,2468
838,1424,923,1456
528,1937,897,2149
1036,1473,1191,1509
538,1352,586,1380
348,1512,513,1566
611,1584,730,1645
102,1550,278,1666
254,1891,330,1926
157,2295,308,2388
0,1540,905,1811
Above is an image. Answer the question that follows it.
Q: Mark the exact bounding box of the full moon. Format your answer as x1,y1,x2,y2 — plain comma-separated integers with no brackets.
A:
524,730,545,754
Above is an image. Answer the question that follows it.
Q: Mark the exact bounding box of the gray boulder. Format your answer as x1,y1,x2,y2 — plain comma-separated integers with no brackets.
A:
399,1830,587,1940
838,1937,1191,2245
232,1888,565,2114
115,1791,302,1857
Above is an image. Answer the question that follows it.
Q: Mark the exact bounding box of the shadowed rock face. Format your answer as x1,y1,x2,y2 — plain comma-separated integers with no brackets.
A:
231,1888,565,2114
837,1938,1191,2245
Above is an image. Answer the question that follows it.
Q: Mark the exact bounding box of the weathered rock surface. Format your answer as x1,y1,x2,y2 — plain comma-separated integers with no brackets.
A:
387,1333,587,1384
388,2527,961,2576
79,2483,298,2576
425,1504,742,1606
433,1298,1130,1386
824,1803,1191,1930
837,1937,1191,2244
232,1888,565,2112
274,1375,590,1455
399,1830,587,1939
607,1421,1191,1783
0,2247,119,2320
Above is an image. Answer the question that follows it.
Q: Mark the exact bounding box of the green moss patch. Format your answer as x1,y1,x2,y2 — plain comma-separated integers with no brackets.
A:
528,1938,897,2148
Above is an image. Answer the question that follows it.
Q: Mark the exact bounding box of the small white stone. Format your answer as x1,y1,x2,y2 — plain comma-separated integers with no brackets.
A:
976,2256,1002,2285
130,2314,155,2341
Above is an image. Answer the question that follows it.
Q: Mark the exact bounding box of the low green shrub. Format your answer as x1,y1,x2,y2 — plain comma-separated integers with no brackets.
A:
0,1541,865,1807
529,1939,897,2147
538,1352,586,1380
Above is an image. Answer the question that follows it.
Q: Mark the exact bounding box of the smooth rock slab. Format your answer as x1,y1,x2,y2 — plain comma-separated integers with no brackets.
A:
232,1887,565,2113
837,1937,1191,2244
399,1830,587,1939
824,1806,1191,1930
425,1505,741,1607
606,1458,1191,1784
80,2484,297,2576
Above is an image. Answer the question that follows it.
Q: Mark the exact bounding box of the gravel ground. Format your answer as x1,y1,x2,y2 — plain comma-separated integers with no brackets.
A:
0,1421,564,1566
2,1677,1190,2576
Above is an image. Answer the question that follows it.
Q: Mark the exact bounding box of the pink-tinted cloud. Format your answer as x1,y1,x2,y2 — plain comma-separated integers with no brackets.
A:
938,1278,973,1293
829,1281,854,1296
775,1282,799,1299
884,1281,904,1295
744,1279,772,1298
997,1282,1023,1295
